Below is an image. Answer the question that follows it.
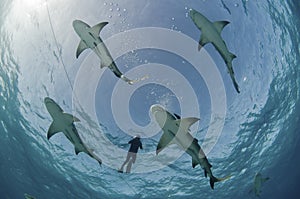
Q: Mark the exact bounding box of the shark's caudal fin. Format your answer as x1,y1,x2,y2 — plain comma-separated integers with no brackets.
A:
209,175,231,189
121,74,149,85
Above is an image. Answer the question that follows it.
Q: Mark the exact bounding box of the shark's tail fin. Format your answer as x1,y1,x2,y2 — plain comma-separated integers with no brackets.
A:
209,175,231,189
121,74,149,85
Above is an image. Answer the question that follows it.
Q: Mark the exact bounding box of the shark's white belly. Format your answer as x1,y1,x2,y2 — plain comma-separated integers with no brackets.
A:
93,43,114,67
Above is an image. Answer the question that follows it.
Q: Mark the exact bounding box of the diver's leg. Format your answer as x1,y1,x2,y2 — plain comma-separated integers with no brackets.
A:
119,152,131,172
126,159,133,173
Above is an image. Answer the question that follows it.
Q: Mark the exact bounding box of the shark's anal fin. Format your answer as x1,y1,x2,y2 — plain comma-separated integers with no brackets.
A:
192,157,199,168
76,40,88,58
47,122,61,140
63,113,80,123
213,21,230,34
198,35,210,51
91,22,109,35
75,146,84,155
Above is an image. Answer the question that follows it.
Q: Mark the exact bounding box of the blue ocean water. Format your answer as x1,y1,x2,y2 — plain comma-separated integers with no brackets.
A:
0,0,300,199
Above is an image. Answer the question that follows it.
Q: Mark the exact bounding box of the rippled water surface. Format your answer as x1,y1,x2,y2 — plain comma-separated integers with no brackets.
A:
0,0,299,198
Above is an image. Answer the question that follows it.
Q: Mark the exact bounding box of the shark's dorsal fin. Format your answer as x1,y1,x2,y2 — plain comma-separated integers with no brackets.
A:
213,21,230,34
47,121,61,140
198,35,210,51
63,113,80,123
175,117,199,132
76,40,88,58
91,22,109,35
156,130,175,155
192,157,199,168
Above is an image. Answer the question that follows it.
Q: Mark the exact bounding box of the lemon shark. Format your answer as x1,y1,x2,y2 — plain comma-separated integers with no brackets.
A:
250,172,270,197
24,193,35,199
44,97,102,166
72,20,133,84
189,9,240,93
150,105,230,189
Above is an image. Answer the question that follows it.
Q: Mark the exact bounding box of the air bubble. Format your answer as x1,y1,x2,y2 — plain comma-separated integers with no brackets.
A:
116,7,120,11
234,3,239,7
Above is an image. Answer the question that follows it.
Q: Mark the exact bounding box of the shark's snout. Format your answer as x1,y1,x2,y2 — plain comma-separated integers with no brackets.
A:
72,20,89,33
188,9,196,18
44,97,54,105
150,104,164,115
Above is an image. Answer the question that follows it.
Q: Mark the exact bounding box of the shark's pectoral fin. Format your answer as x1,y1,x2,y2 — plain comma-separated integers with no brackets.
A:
192,157,199,168
91,22,109,35
198,36,210,51
63,113,80,123
204,170,208,178
47,122,61,140
175,117,200,132
76,40,88,58
213,21,230,34
156,130,175,155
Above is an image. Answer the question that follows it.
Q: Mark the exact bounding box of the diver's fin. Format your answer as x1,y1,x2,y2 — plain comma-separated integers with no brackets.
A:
76,40,88,58
213,21,230,34
91,22,109,35
47,122,61,139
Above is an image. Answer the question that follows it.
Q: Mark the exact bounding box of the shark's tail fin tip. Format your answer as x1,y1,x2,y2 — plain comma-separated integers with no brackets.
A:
209,175,231,189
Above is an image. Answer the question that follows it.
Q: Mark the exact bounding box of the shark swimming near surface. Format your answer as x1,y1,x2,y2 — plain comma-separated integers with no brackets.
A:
150,105,230,189
250,172,270,197
44,97,102,166
189,9,240,93
72,20,134,84
24,193,35,199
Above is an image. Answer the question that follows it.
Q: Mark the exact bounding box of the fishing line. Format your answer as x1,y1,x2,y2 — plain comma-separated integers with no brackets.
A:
118,173,140,196
45,0,74,92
